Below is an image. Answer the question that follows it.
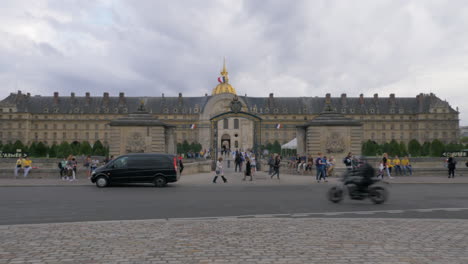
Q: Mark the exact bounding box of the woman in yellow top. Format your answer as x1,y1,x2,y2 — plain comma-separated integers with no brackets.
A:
387,157,394,175
392,156,402,176
14,157,24,177
401,156,412,176
22,156,32,177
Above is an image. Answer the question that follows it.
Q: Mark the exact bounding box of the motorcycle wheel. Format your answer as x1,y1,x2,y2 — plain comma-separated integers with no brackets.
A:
327,186,344,203
369,186,388,204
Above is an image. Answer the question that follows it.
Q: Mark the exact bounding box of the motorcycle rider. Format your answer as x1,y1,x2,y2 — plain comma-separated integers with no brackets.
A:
346,161,375,193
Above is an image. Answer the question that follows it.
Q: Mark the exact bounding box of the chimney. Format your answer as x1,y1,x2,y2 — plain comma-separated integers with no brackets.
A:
325,93,331,103
389,93,395,104
119,92,125,105
341,93,347,104
71,92,75,99
178,92,182,103
27,93,30,97
269,93,274,98
417,93,424,112
359,94,364,105
162,93,164,98
179,92,182,98
17,90,22,95
103,92,109,105
54,92,59,104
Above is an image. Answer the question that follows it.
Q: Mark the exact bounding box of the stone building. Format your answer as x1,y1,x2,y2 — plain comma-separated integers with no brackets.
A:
0,62,460,158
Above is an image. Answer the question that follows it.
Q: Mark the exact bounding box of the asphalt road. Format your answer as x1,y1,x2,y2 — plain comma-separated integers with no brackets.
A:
1,182,468,225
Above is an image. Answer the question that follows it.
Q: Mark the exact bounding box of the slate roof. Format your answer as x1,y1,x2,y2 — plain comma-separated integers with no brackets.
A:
0,92,457,115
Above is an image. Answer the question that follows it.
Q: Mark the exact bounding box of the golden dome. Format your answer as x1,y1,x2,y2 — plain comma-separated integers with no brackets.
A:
212,83,237,95
212,58,237,95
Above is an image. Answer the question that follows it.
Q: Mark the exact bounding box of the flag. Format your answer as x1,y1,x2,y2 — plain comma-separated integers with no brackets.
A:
190,124,197,129
217,77,223,83
276,124,282,129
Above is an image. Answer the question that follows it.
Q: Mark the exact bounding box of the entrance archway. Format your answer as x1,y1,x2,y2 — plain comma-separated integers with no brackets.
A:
210,111,262,168
221,134,231,152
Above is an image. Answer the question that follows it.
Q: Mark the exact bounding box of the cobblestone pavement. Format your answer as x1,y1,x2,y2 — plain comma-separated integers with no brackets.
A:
1,172,468,186
1,218,468,264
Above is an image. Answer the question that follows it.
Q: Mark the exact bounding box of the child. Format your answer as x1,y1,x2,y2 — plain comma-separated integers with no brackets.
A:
377,162,384,179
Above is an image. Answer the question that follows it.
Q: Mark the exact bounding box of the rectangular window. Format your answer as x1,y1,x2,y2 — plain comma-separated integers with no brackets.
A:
63,132,66,139
234,119,239,129
95,132,99,140
223,119,228,129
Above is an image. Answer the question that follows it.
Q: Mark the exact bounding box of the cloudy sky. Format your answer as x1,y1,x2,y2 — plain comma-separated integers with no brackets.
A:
0,0,467,125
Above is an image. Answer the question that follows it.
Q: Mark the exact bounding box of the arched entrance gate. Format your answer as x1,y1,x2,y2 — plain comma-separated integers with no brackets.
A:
210,111,262,169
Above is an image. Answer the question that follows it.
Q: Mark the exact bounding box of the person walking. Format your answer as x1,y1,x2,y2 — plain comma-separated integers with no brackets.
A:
271,155,281,179
268,154,275,175
243,157,253,181
22,156,32,177
315,153,327,183
84,155,92,178
234,151,242,173
250,155,257,177
447,155,457,178
14,157,24,178
213,157,227,183
382,153,393,179
178,154,184,175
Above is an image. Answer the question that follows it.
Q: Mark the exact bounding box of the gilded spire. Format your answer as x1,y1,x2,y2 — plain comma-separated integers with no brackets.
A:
220,57,228,81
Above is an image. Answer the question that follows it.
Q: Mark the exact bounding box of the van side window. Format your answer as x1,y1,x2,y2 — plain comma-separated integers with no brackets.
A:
113,157,128,168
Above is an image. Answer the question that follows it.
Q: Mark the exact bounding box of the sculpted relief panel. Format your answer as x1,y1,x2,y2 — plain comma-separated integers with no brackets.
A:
126,132,146,153
325,131,345,154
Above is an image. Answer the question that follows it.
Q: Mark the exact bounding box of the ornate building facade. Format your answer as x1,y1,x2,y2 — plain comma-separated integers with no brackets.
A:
0,62,460,157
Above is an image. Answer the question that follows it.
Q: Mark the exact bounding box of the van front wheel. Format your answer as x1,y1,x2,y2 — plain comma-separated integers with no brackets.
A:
154,176,167,187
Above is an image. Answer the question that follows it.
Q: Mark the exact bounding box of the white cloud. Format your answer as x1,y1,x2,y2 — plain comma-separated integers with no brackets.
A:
0,0,467,125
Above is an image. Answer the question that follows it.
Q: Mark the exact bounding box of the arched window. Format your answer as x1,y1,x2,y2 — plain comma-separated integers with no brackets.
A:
234,119,239,129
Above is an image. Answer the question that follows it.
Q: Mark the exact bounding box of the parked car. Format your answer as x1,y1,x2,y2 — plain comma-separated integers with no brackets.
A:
90,153,180,188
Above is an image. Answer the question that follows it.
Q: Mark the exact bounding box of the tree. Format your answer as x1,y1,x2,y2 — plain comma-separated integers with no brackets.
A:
182,140,190,153
1,142,14,153
388,140,400,156
57,142,72,158
35,142,48,157
445,142,463,152
381,142,390,155
193,142,202,153
176,143,183,154
408,139,422,157
460,137,468,144
79,141,93,155
399,142,408,156
430,139,445,157
272,140,281,154
48,143,58,158
265,142,273,153
421,141,431,156
70,141,81,155
92,140,106,156
12,140,25,153
362,140,380,156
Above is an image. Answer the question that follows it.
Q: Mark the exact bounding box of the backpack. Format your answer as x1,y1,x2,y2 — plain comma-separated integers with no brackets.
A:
58,162,63,169
315,158,321,166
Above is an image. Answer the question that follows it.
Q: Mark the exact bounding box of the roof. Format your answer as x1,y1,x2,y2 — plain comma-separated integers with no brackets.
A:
0,92,457,115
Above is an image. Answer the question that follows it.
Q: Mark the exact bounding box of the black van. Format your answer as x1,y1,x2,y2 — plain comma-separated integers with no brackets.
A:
90,153,180,188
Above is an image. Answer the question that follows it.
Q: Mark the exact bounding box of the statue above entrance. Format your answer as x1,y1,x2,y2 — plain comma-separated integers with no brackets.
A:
230,95,242,113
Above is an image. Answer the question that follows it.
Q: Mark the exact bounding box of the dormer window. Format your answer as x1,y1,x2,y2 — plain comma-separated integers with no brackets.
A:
282,108,288,113
43,108,49,113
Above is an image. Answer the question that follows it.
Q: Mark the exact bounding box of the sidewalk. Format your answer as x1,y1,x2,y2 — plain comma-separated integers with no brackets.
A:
1,218,467,264
0,171,467,186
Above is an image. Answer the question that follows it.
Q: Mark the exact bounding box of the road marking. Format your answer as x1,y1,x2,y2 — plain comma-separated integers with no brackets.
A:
165,208,468,221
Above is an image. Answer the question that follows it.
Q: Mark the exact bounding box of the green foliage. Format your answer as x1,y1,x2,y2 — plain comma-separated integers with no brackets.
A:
272,140,281,154
48,143,58,158
445,142,464,152
71,141,81,155
430,139,445,157
57,142,72,158
12,140,25,152
1,142,14,153
182,140,190,153
362,140,380,156
92,140,106,156
460,137,468,144
399,142,408,156
79,141,93,155
388,140,401,156
408,139,421,156
35,142,48,157
176,143,183,154
421,141,431,156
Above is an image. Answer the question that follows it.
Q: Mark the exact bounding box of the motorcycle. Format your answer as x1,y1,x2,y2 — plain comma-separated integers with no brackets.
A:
327,164,389,204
